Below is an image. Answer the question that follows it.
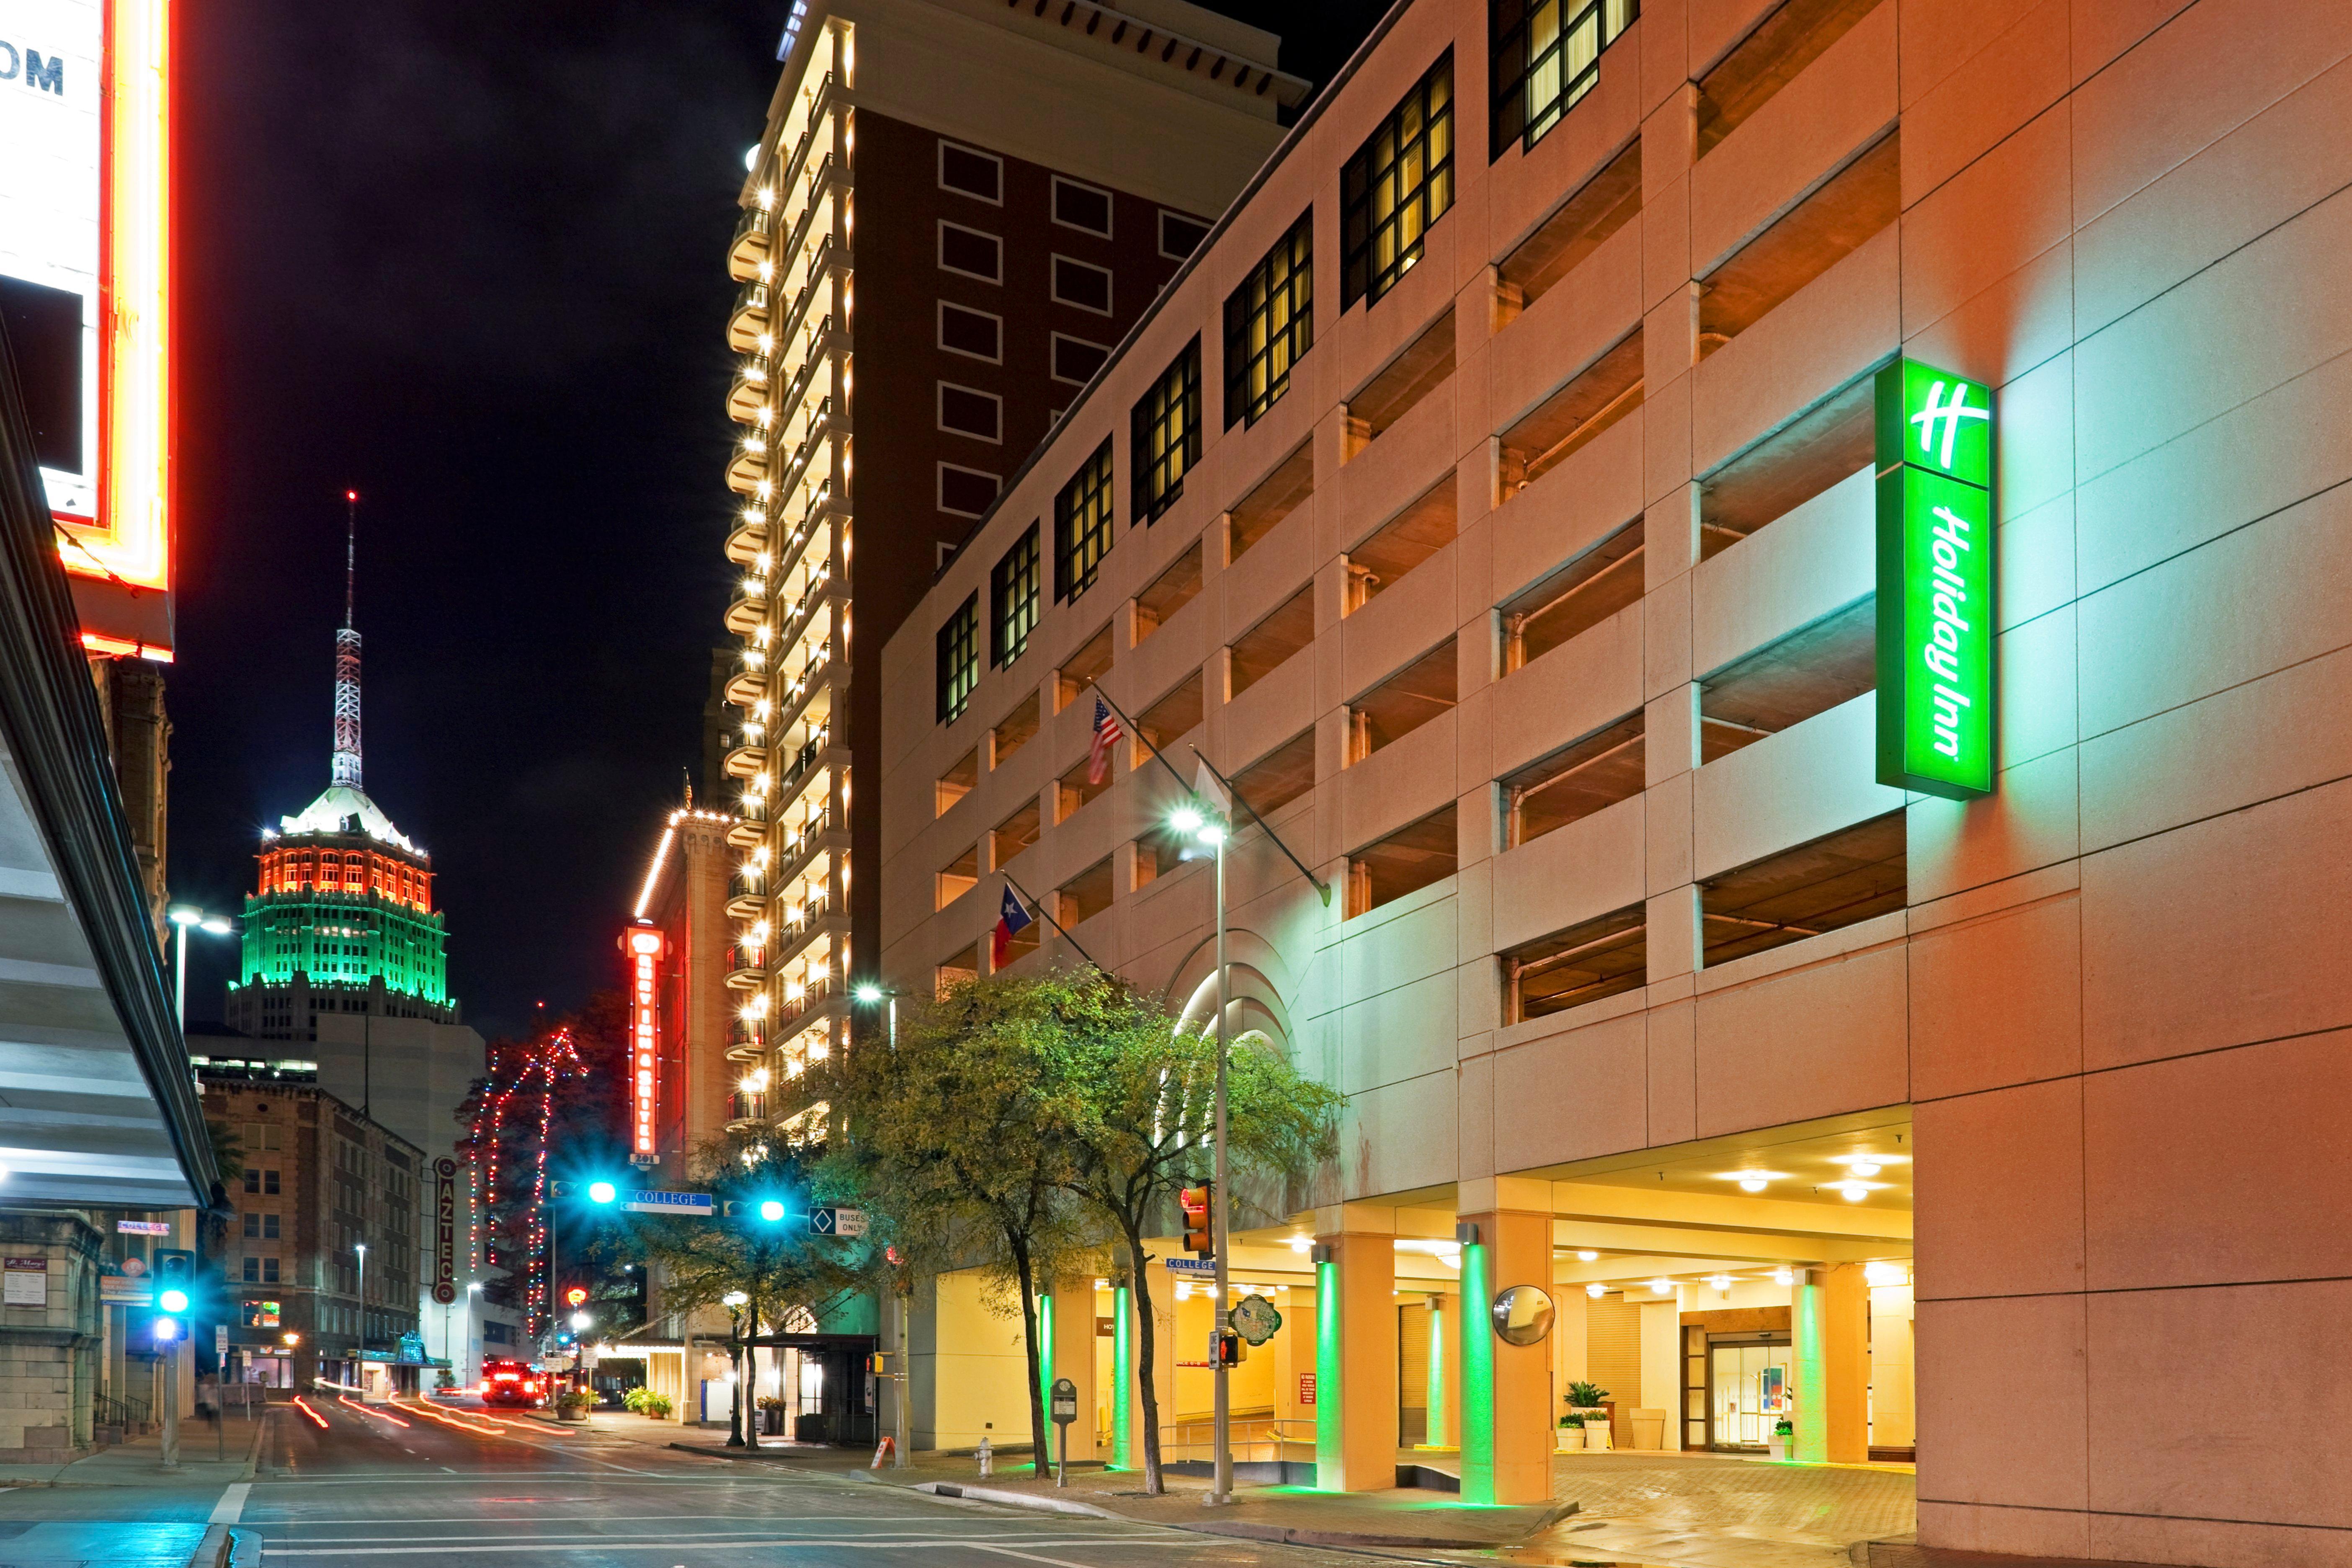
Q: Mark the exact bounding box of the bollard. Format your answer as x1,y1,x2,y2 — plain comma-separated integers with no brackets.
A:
977,1432,992,1478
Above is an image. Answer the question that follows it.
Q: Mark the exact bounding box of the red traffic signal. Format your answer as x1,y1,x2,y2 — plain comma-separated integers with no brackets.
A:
565,1287,588,1308
1210,1328,1243,1366
1179,1184,1214,1256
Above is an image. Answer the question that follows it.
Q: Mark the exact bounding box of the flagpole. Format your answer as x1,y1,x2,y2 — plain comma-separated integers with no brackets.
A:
998,872,1102,969
1187,744,1331,906
1086,683,1193,797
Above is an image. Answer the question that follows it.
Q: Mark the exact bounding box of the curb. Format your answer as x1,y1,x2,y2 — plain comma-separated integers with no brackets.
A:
186,1523,232,1568
918,1481,1122,1520
898,1476,1580,1551
240,1408,274,1481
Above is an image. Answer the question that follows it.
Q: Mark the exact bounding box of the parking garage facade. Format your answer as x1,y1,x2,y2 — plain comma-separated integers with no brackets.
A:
875,1,2352,1563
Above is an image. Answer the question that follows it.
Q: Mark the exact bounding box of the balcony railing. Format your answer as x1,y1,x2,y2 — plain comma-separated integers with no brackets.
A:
726,1091,769,1124
727,281,771,353
728,204,770,282
774,975,837,1036
727,1018,766,1054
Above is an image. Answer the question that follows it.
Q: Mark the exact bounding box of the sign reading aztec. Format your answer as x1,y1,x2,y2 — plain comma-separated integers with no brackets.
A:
1875,357,1995,799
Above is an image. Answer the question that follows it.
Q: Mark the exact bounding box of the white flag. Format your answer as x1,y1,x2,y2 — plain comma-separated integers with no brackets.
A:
1192,759,1232,815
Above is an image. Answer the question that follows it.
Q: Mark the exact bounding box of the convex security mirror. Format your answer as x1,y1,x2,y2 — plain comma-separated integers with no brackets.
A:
1491,1284,1555,1346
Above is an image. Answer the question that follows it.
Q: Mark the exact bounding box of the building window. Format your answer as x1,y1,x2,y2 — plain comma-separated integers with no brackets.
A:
938,462,1000,518
1160,210,1211,260
937,302,1003,363
1054,438,1115,602
938,382,1003,443
1052,176,1113,237
938,140,1003,202
1224,209,1313,428
1051,255,1113,315
1341,52,1456,309
939,221,1003,283
242,1211,280,1239
990,524,1041,667
1130,337,1202,524
1051,333,1110,386
936,593,980,722
1492,0,1636,157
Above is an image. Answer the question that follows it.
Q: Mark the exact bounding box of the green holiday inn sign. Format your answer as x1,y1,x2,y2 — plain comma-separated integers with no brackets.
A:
1875,357,1994,799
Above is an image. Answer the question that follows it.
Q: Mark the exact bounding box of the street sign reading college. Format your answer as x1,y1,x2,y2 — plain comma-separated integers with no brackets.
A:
1876,357,1996,799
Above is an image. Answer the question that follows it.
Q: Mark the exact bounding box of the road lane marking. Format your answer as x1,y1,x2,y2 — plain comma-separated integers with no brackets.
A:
260,1542,1171,1559
211,1482,250,1524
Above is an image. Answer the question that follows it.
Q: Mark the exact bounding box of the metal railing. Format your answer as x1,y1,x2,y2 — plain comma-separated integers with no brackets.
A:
726,942,767,973
726,1091,769,1123
95,1390,150,1430
1157,1413,1314,1464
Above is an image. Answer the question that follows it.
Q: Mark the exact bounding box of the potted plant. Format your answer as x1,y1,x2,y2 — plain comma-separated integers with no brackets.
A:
1567,1382,1612,1449
1558,1412,1587,1450
622,1387,674,1420
1769,1417,1793,1460
758,1394,788,1436
555,1388,594,1422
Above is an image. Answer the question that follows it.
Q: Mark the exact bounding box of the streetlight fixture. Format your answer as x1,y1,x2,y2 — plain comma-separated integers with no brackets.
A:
722,1291,751,1448
354,1242,368,1387
165,906,234,1030
1167,790,1237,1505
853,983,899,1047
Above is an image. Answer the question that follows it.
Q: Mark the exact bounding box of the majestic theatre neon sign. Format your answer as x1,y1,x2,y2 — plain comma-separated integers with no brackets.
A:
1,0,175,657
1875,358,1995,799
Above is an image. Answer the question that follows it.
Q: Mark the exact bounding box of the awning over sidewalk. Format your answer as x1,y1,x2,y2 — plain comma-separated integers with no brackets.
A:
0,335,218,1211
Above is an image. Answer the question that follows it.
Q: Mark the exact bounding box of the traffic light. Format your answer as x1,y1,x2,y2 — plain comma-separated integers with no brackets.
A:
152,1248,193,1342
1210,1328,1243,1367
550,1180,620,1204
1179,1184,1214,1256
722,1198,789,1223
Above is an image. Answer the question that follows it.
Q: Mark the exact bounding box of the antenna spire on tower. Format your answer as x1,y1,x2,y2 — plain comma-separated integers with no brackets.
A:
332,490,364,789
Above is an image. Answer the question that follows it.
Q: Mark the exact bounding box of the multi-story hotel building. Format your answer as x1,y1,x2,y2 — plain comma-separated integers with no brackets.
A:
714,0,1303,1132
877,0,2352,1560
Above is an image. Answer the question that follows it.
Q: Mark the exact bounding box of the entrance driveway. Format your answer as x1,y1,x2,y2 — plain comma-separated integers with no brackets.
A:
1514,1451,1918,1568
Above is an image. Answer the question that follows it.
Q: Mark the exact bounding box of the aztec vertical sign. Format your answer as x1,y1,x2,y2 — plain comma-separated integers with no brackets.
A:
1875,358,1995,798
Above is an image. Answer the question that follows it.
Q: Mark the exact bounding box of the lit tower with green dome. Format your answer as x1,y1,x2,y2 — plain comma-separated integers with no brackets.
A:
224,497,457,1042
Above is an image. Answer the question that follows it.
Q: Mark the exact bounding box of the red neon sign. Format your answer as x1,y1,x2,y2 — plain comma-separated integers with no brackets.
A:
623,925,663,1163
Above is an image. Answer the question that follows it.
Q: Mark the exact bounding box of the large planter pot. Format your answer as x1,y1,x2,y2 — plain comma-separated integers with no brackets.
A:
1557,1425,1585,1450
555,1406,588,1423
1767,1434,1788,1460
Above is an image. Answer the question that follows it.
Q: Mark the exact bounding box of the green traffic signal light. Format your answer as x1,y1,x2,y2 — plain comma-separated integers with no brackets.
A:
758,1199,785,1223
588,1181,617,1205
159,1287,189,1314
153,1316,182,1344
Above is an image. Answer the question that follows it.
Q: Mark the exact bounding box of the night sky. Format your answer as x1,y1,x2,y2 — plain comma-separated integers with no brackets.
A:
167,0,1385,1040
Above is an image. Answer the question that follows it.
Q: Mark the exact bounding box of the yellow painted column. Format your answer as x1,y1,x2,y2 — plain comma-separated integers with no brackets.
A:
1824,1262,1870,1464
1050,1275,1099,1462
1426,1290,1462,1449
1459,1202,1555,1504
1312,1215,1396,1492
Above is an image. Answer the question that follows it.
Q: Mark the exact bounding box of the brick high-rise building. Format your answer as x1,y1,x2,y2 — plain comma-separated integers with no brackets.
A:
714,0,1303,1128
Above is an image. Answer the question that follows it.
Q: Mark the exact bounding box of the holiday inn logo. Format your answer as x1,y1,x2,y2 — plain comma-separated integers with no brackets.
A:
1876,357,1996,799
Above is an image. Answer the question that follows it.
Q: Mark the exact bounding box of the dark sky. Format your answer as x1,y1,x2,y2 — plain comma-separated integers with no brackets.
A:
168,0,1386,1040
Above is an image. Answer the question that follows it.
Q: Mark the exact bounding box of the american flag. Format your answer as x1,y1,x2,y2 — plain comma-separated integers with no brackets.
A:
1087,696,1122,785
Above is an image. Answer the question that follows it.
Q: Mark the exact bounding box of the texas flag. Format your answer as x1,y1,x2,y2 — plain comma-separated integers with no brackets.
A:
990,884,1033,968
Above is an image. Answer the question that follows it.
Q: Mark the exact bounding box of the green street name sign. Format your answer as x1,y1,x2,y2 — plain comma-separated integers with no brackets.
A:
1876,358,1995,798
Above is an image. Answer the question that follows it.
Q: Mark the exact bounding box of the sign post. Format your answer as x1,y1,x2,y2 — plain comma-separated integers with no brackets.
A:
1050,1376,1077,1488
1876,357,1996,798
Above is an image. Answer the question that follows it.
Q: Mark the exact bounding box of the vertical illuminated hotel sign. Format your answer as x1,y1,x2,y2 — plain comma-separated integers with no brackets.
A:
0,0,175,657
1875,358,1994,798
624,925,664,1166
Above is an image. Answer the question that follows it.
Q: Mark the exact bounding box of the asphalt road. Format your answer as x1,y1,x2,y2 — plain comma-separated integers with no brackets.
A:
0,1397,1438,1568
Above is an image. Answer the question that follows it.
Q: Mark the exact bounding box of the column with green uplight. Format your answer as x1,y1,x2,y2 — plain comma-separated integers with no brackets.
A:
1792,1272,1826,1463
1458,1238,1496,1502
1111,1285,1133,1470
1313,1253,1343,1490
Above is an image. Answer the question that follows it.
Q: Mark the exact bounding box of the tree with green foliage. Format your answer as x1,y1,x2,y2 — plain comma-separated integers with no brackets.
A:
611,1128,872,1440
1037,970,1343,1494
820,975,1098,1478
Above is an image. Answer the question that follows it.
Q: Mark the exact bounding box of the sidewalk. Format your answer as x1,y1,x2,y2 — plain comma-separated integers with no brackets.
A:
564,1412,1571,1550
0,1410,271,1488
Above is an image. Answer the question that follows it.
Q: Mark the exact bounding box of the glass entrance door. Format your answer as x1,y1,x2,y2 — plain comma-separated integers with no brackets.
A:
1709,1341,1792,1449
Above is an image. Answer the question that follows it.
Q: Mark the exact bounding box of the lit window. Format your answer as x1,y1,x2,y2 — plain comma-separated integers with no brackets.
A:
1224,210,1313,429
1341,53,1455,309
990,524,1040,668
936,593,980,722
1054,439,1115,603
1492,0,1636,156
1130,337,1202,524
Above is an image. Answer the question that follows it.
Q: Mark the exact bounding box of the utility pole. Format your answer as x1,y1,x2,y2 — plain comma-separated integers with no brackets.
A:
1208,823,1232,1506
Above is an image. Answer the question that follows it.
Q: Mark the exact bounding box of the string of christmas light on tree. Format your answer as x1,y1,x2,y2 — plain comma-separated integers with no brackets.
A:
463,1027,586,1337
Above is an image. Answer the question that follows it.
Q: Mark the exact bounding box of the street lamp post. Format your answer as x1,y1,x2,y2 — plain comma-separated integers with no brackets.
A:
1169,800,1235,1506
853,983,898,1047
165,906,234,1030
354,1242,368,1390
722,1291,749,1447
